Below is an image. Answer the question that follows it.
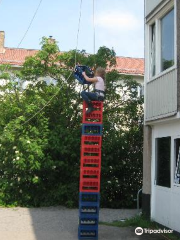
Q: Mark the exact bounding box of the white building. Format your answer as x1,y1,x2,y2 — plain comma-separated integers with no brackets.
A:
143,0,180,233
0,31,144,88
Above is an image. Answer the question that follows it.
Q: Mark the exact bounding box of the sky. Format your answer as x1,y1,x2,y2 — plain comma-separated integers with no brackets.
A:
0,0,144,58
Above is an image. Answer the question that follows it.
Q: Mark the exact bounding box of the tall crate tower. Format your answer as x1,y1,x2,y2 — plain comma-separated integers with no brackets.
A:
78,101,103,240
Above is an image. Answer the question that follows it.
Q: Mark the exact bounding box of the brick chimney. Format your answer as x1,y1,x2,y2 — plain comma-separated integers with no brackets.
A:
0,31,5,53
48,36,55,44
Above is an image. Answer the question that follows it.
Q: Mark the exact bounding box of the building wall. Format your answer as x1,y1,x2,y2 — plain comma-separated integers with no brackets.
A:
118,75,144,99
118,75,143,85
176,0,180,112
144,0,176,122
132,75,144,85
151,121,180,232
145,0,164,16
142,125,152,217
144,0,180,232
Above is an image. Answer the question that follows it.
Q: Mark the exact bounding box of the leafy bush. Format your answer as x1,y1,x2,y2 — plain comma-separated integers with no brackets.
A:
0,38,143,208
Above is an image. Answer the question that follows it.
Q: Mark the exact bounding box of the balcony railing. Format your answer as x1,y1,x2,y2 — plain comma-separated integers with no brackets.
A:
145,68,177,121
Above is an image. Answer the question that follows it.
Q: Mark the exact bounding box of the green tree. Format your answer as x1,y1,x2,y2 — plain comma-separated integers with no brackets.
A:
0,37,143,208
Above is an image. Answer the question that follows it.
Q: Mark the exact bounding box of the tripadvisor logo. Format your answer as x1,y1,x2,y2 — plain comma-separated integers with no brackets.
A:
135,227,144,235
135,227,174,235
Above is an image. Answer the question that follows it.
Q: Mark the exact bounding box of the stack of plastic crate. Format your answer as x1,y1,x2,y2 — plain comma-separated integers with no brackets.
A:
78,101,103,240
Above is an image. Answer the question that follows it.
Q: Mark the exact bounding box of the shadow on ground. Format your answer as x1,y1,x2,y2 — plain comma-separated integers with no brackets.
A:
0,207,167,240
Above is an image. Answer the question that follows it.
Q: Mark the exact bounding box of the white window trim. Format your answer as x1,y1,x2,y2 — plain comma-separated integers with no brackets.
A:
173,137,180,187
146,0,176,82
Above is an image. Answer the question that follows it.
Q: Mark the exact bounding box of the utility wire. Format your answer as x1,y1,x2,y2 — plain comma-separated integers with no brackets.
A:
9,72,73,133
17,0,84,130
93,0,96,54
0,0,43,98
75,0,83,67
17,0,43,48
0,0,43,65
3,0,84,134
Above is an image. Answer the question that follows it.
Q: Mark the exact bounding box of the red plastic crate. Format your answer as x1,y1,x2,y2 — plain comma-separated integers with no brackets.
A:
81,136,102,147
82,101,103,124
83,112,103,124
83,101,103,112
80,168,101,179
81,145,101,158
80,178,100,192
80,156,101,168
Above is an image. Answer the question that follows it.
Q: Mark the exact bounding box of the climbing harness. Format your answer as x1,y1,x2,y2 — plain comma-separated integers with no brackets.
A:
94,89,105,101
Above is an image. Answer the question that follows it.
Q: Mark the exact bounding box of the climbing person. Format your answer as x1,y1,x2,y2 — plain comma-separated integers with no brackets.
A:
81,67,106,114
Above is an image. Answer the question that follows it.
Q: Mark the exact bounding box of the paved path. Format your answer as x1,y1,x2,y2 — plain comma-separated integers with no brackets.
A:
0,207,167,240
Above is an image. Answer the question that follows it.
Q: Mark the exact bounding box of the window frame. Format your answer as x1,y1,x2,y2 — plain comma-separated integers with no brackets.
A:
150,23,156,77
160,8,175,72
155,137,171,188
174,138,180,186
146,1,176,82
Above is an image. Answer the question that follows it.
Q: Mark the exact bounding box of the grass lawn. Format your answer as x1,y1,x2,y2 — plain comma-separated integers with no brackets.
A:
100,215,180,240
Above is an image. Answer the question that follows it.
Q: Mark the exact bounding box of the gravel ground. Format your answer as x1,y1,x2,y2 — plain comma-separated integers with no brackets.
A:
0,207,166,240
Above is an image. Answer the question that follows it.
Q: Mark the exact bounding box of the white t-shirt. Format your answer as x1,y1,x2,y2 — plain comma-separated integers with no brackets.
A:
95,77,105,92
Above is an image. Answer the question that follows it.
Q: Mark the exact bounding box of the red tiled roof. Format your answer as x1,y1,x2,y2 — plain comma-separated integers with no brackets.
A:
0,48,38,66
0,48,144,76
109,56,144,76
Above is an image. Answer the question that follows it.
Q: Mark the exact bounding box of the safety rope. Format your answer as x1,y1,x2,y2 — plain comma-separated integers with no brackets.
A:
2,0,83,134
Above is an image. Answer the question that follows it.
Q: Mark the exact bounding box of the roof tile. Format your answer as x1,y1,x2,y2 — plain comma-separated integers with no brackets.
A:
0,48,144,76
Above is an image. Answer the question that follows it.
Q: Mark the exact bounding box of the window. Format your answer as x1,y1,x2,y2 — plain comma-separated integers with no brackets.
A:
148,6,175,79
156,137,171,188
150,23,156,77
161,9,174,72
174,139,180,184
137,85,144,97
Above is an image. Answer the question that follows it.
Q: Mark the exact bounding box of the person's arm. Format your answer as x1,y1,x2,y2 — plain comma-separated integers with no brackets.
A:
82,72,98,83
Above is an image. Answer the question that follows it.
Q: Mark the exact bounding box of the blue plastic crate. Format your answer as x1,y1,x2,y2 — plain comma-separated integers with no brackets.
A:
82,124,103,136
79,201,100,208
79,202,99,215
79,213,99,226
79,212,99,219
79,192,100,204
74,65,93,85
78,225,98,240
